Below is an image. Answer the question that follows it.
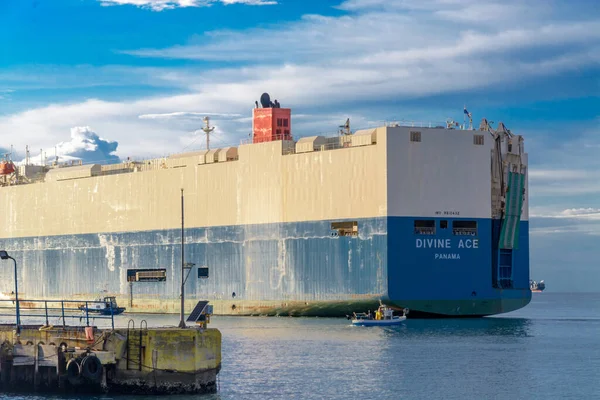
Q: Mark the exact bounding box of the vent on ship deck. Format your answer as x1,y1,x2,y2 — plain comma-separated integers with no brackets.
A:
331,221,358,237
473,135,484,145
452,221,477,236
410,131,421,142
414,220,435,235
127,268,167,282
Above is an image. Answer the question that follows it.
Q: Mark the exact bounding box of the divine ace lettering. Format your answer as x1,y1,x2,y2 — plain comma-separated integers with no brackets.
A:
415,238,479,249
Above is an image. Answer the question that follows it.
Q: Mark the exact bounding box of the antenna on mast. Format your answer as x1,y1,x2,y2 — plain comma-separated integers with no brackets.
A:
201,116,216,150
463,106,473,130
339,118,351,136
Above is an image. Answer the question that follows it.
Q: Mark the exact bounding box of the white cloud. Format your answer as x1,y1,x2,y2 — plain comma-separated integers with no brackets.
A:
99,0,276,11
0,65,187,91
561,208,600,218
220,0,275,4
529,169,595,180
337,0,555,21
527,120,600,200
125,10,600,63
116,1,600,121
1,0,599,162
21,127,120,166
138,112,242,120
531,207,600,220
0,89,14,101
530,184,600,197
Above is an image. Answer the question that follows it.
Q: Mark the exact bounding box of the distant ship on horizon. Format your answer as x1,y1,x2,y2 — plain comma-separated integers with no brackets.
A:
530,280,546,293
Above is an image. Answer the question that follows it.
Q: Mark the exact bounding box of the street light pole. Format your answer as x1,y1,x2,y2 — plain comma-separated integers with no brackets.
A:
0,251,20,333
178,190,196,329
179,188,186,328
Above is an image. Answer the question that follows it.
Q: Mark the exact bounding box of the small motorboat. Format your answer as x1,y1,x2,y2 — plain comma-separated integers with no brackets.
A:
78,296,126,316
349,304,408,326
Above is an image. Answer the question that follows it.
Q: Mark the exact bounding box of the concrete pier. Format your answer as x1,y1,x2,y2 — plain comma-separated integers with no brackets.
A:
0,323,221,394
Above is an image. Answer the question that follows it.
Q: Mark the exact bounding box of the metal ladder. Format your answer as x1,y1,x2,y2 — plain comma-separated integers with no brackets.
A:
126,319,147,371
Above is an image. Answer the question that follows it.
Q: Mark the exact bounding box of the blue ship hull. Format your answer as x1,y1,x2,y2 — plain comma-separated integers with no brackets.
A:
0,216,530,317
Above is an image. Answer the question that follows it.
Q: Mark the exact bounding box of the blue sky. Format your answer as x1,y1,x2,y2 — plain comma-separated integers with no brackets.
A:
1,0,599,291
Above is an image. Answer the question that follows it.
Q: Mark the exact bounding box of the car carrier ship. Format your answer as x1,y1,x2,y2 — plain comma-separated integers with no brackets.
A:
0,94,530,317
530,280,545,293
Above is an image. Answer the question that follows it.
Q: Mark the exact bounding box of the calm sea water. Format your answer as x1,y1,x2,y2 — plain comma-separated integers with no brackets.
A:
4,293,600,400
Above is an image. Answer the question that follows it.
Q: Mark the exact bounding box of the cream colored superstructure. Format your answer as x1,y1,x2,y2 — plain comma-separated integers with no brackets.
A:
1,124,529,239
1,129,387,239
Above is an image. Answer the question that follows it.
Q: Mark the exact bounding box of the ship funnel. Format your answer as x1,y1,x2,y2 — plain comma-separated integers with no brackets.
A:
252,94,292,144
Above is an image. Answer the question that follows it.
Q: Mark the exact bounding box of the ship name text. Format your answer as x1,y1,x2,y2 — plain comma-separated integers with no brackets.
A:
416,238,479,261
415,238,479,249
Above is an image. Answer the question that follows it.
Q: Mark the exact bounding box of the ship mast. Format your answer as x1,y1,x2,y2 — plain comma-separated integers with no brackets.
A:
339,118,351,135
201,116,215,150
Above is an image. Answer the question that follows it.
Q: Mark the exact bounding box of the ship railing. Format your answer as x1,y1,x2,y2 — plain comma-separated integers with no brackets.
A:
0,298,116,330
241,137,355,155
283,140,349,155
240,133,294,145
383,120,449,129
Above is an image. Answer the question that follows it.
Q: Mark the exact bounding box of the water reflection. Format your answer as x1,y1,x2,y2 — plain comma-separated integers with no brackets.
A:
6,294,598,400
377,317,533,339
0,314,567,400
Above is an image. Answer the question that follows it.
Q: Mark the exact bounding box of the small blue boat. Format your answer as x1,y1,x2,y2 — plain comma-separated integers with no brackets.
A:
78,296,126,315
350,304,408,326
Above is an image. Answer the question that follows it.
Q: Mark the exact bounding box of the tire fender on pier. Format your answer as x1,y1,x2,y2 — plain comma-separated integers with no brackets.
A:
66,358,83,386
81,355,103,383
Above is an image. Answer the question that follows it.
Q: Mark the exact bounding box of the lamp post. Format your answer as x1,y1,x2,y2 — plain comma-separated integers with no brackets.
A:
0,251,20,333
179,189,197,328
180,262,196,328
179,189,185,328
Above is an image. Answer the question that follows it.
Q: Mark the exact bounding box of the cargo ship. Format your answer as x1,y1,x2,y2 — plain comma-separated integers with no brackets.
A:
530,280,545,293
0,94,530,317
